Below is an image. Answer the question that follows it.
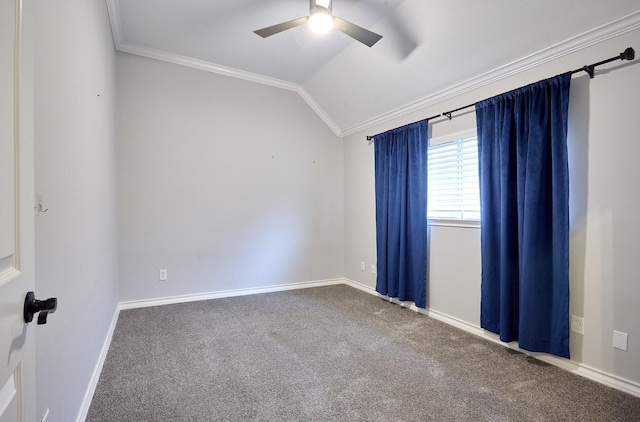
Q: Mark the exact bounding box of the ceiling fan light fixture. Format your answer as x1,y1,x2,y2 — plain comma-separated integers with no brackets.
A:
254,0,382,47
309,5,333,35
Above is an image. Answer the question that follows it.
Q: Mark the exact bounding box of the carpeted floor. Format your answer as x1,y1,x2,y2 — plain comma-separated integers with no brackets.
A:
87,285,640,421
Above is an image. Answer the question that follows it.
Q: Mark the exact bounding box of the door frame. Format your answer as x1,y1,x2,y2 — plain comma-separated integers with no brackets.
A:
0,0,37,420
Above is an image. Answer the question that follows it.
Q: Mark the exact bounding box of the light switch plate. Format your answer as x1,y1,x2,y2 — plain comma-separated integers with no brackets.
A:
613,330,629,351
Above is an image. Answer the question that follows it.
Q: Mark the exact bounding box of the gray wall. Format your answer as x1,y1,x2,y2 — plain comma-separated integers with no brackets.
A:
116,53,345,302
33,0,119,420
27,2,640,417
344,29,640,386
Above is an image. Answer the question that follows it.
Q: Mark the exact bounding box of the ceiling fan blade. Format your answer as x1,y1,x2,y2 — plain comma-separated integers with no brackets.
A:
333,16,382,47
254,17,309,38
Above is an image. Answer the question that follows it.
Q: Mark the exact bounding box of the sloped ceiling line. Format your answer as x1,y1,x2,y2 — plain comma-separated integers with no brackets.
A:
106,0,123,46
341,10,640,136
114,40,344,136
106,1,640,138
115,41,301,92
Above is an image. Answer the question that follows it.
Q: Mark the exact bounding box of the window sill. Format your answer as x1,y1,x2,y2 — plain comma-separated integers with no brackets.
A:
428,219,480,229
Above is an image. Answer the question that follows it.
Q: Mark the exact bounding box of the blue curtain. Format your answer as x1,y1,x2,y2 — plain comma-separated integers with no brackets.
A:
475,73,571,358
374,120,428,309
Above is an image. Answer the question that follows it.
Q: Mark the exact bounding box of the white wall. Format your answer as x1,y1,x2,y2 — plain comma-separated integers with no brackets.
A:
344,29,640,388
33,0,119,420
116,53,344,302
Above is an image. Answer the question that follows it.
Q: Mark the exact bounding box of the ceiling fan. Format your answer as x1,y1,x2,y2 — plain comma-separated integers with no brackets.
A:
253,0,383,47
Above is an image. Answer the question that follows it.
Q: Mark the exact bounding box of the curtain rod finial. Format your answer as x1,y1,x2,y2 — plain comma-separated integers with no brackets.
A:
622,47,635,61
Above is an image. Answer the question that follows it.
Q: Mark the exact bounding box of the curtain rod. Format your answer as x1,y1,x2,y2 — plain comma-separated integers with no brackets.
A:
366,47,635,141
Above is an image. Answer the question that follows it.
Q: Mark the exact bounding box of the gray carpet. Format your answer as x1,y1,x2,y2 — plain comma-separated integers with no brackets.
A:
87,285,640,421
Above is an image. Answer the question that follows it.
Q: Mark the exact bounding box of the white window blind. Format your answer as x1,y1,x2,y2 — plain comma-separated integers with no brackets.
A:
427,136,480,221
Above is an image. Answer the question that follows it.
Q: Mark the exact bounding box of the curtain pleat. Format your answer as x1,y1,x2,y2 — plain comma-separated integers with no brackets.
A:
374,120,429,308
476,73,571,358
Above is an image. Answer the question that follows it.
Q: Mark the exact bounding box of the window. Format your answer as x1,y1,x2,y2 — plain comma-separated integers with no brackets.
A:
427,132,480,222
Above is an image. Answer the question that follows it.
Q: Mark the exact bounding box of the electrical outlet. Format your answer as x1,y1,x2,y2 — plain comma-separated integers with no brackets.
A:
360,261,365,271
613,330,629,351
159,269,168,281
571,315,584,334
371,264,376,274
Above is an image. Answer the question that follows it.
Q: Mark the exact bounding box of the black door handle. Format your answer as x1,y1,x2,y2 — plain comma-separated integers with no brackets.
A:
24,291,57,325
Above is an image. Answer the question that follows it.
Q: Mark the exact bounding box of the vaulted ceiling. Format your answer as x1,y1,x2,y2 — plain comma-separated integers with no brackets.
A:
107,0,640,135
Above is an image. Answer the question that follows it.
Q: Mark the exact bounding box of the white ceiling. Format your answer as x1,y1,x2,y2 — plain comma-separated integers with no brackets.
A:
107,0,640,135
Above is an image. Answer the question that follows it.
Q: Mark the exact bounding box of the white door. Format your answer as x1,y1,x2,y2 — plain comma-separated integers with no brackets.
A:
0,0,36,421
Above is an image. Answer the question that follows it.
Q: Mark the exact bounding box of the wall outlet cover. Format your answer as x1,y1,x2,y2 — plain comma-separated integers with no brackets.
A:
159,269,168,281
571,315,584,334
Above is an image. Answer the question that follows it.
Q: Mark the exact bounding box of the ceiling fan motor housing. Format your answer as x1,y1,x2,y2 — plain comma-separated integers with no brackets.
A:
311,0,332,14
254,0,382,47
309,0,334,34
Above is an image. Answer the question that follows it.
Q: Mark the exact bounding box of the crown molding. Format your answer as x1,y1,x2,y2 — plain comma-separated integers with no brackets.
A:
106,0,639,139
114,42,343,136
339,9,640,137
105,0,342,136
115,41,299,91
105,0,123,46
295,86,343,135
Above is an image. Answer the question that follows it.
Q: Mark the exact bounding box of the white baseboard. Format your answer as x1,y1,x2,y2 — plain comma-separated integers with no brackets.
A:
534,354,640,397
118,278,346,310
342,278,640,398
341,278,377,295
80,277,640,421
76,306,120,422
78,278,345,420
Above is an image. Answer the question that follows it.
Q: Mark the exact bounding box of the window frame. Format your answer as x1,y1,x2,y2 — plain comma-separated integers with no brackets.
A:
427,129,481,229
